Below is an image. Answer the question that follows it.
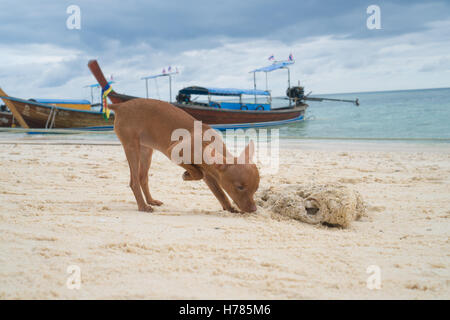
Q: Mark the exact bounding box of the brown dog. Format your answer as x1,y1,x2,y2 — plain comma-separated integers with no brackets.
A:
108,98,260,213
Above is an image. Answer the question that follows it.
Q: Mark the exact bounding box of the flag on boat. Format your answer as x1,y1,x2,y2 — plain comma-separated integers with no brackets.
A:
288,53,294,61
101,83,112,120
268,55,275,61
168,66,172,72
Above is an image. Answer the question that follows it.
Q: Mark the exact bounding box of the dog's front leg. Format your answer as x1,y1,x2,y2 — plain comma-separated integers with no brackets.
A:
203,174,237,213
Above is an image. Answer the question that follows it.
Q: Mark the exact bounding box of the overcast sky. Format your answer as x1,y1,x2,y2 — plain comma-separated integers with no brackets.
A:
0,0,449,102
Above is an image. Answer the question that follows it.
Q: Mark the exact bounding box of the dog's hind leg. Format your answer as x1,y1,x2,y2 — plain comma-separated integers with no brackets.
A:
139,146,163,206
122,141,153,212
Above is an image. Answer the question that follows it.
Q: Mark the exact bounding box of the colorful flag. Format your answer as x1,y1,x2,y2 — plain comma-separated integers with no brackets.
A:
168,66,172,72
288,53,294,61
268,55,275,61
101,84,112,120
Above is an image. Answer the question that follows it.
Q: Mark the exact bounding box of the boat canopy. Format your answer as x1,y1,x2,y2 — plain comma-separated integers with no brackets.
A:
179,86,270,96
33,99,91,105
250,61,294,73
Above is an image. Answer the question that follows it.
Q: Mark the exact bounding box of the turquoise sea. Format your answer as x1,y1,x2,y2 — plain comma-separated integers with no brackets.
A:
1,87,449,143
278,87,450,141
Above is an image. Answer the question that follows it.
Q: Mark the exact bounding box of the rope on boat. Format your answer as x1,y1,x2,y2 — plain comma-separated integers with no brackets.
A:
44,106,52,128
50,108,56,128
45,106,57,129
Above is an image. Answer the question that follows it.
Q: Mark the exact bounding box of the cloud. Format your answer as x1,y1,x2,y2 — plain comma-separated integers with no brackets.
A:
2,1,448,50
419,57,450,73
0,1,449,101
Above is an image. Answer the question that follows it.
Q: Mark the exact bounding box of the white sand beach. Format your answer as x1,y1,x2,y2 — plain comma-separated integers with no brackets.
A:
0,139,449,299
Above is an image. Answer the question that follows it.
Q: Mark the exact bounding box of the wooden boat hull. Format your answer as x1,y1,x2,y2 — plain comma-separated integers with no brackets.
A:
0,111,13,127
175,103,306,125
0,96,114,129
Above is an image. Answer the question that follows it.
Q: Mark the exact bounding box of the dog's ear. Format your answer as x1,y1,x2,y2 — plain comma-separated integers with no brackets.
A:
237,140,255,164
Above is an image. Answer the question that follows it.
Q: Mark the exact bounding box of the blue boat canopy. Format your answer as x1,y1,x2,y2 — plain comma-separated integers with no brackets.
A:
32,99,91,105
250,61,294,73
179,86,270,96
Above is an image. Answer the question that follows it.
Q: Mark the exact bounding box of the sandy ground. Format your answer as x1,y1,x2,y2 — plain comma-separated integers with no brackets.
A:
0,139,449,299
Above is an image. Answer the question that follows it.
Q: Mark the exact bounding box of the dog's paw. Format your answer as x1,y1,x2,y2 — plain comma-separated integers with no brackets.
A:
182,171,192,181
224,206,239,213
148,199,163,206
138,205,154,212
182,170,203,181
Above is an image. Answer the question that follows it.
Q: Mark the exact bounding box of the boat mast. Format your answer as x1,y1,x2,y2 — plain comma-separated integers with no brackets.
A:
169,75,172,103
285,67,291,107
141,68,179,103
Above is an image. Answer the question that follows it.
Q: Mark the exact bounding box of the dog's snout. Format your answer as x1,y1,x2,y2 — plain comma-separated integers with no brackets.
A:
237,202,257,213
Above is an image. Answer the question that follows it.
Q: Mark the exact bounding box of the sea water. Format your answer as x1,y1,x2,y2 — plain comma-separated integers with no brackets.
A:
277,87,450,141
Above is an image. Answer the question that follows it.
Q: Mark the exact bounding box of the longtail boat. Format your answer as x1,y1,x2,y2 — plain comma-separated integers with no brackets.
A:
88,60,308,130
0,88,114,130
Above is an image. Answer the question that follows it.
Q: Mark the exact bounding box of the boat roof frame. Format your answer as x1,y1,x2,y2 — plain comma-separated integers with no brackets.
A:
141,70,179,102
249,60,295,106
178,86,270,97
